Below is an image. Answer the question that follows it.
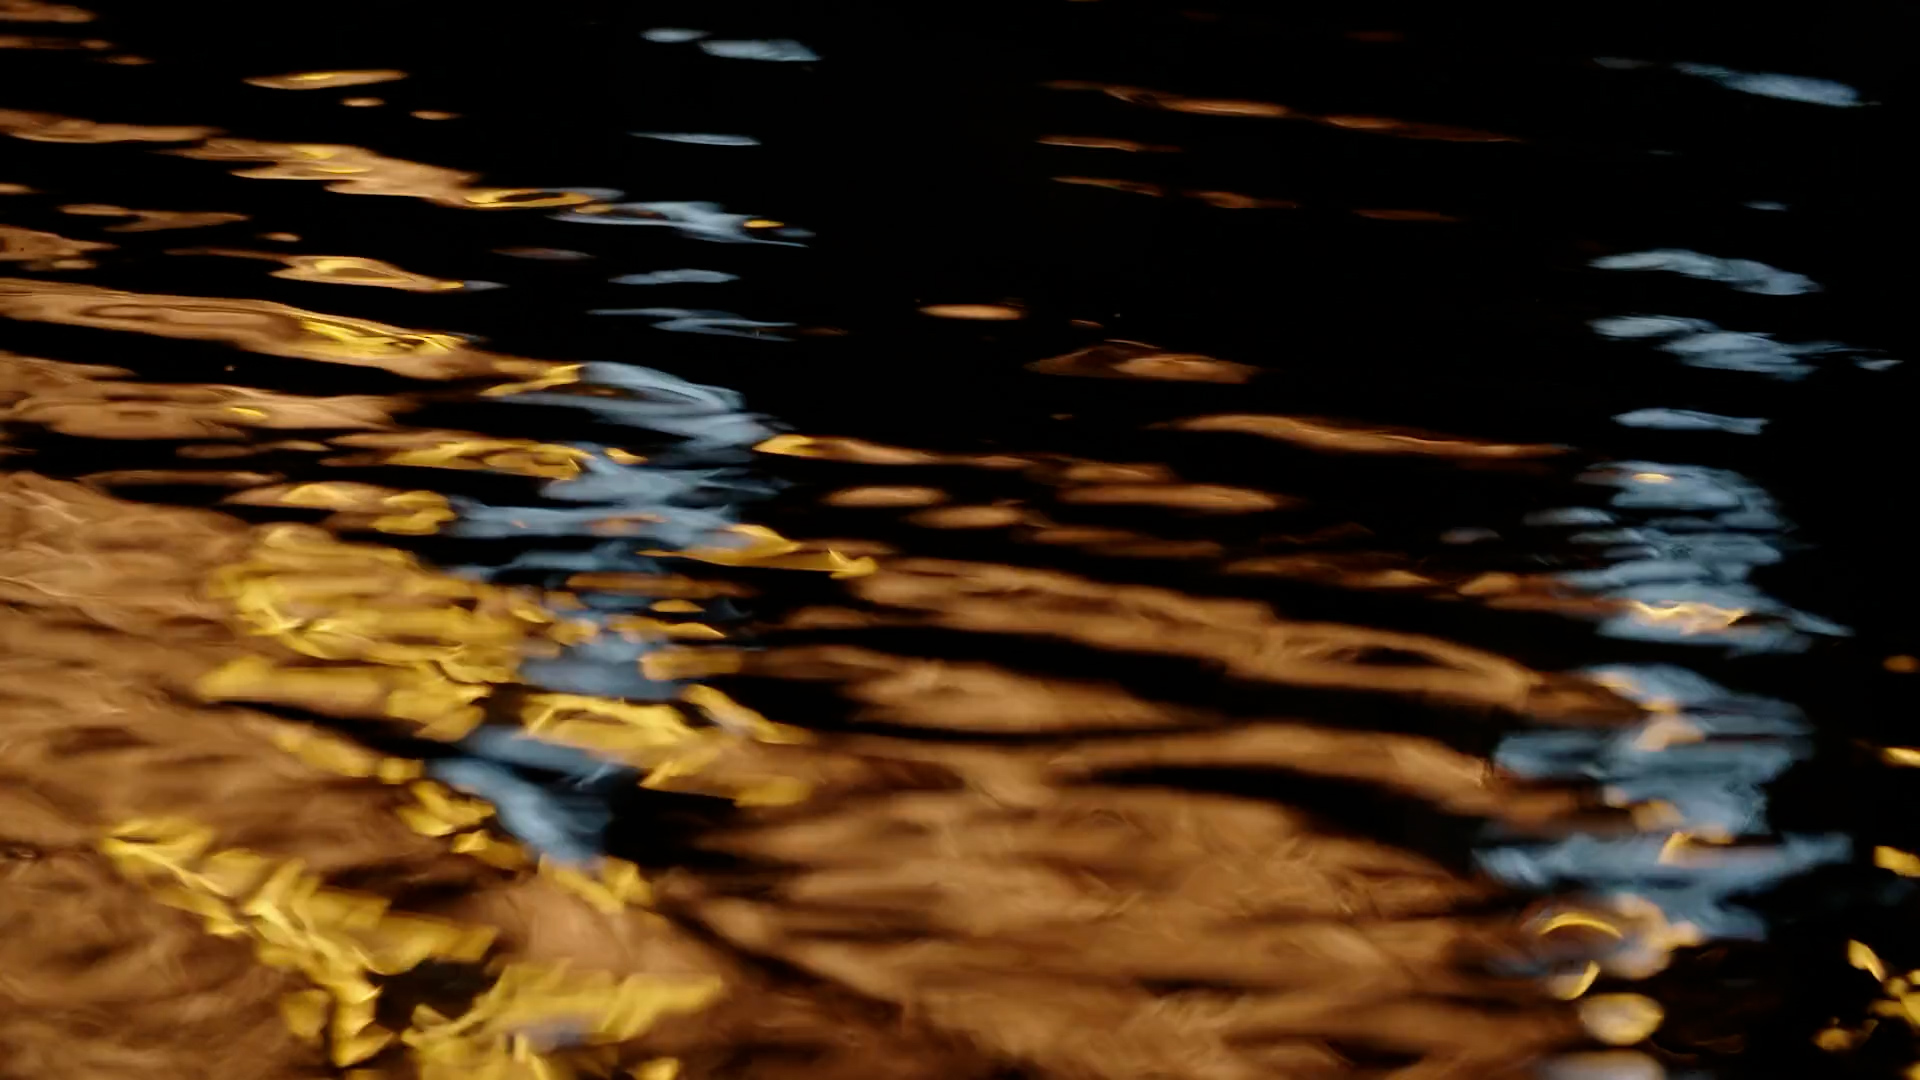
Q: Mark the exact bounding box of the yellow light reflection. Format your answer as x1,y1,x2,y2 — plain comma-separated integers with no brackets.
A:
1,106,214,143
402,963,719,1080
175,138,602,211
273,253,464,290
1626,600,1748,634
1852,940,1889,983
481,363,583,397
647,524,877,578
101,817,497,1066
382,438,591,480
1577,994,1664,1046
1876,847,1920,877
1545,961,1601,1000
244,70,406,90
0,276,560,381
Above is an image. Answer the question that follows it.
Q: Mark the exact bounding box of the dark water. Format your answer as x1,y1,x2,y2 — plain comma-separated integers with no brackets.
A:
3,3,1916,1078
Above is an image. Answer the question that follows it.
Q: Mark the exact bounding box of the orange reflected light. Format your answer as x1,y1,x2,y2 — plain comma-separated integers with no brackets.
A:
0,1,95,21
1171,414,1561,457
1038,134,1180,152
918,303,1024,320
1052,176,1165,196
1030,341,1259,383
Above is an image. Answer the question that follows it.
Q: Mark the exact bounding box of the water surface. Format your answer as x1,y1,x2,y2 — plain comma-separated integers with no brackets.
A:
2,5,1915,1079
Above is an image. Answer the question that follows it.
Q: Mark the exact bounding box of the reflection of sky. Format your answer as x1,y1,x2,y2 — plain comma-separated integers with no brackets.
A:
1492,206,1864,959
1590,315,1847,379
1488,452,1852,942
632,132,761,146
429,747,625,865
1591,249,1818,295
1672,62,1865,107
1563,461,1849,652
554,200,810,245
1613,408,1765,435
587,307,795,340
1488,663,1848,942
698,39,820,63
613,268,739,285
1595,57,1866,108
434,359,782,861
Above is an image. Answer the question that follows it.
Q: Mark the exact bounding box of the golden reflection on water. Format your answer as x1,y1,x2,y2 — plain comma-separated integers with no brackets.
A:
0,106,215,143
169,248,466,291
0,221,112,268
1,402,1624,1077
0,276,562,380
2,31,1852,1079
0,468,826,1074
0,284,1797,1076
59,202,250,231
1028,339,1261,382
243,69,407,90
176,139,602,210
1168,414,1564,457
916,303,1024,320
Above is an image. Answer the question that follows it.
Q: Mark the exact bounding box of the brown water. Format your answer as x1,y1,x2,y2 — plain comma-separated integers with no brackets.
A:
3,4,1915,1079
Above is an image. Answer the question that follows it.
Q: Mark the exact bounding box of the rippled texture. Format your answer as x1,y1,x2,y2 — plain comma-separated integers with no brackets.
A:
2,5,1913,1080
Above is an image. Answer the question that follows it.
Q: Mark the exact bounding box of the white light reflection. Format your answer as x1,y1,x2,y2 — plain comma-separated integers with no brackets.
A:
1498,665,1806,838
1672,62,1866,107
631,132,760,146
698,39,820,63
1561,461,1849,651
555,200,807,245
612,269,739,285
587,307,794,340
1597,57,1867,108
1590,314,1851,379
430,359,787,841
1612,408,1766,435
1591,249,1818,295
1485,662,1847,950
641,28,708,43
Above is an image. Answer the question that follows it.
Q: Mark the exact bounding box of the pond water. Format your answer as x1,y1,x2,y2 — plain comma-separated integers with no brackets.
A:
2,4,1914,1078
